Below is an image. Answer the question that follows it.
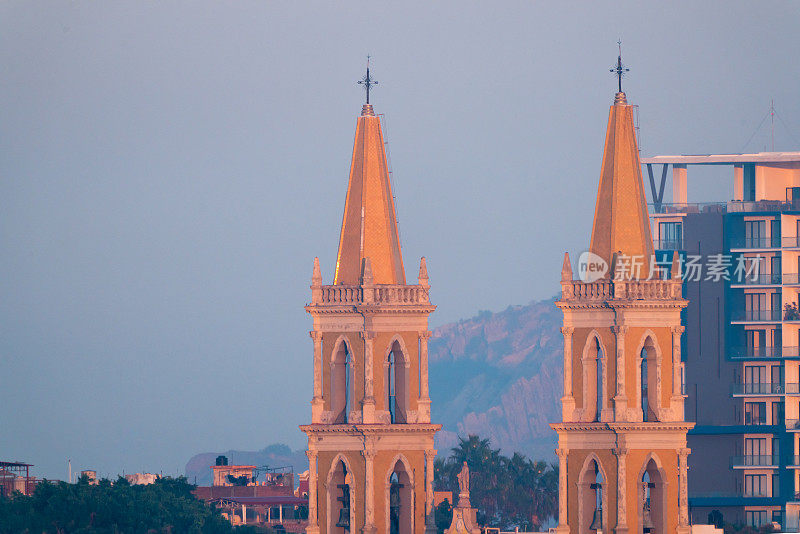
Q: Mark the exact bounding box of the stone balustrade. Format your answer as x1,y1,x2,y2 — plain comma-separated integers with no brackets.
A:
561,278,681,301
316,284,430,305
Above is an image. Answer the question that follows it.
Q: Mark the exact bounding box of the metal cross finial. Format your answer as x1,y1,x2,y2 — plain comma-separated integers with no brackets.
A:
610,40,630,93
358,55,378,104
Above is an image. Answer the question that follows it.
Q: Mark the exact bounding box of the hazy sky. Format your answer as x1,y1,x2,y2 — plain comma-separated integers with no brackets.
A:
2,2,800,480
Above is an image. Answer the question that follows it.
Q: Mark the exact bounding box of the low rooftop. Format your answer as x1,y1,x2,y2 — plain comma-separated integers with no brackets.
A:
643,152,800,165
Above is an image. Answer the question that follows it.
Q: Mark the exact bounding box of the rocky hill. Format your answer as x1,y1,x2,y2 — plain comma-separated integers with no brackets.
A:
429,297,563,461
185,297,563,479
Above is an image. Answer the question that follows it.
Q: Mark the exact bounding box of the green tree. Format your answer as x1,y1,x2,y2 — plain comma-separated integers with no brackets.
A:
0,475,241,534
433,434,558,531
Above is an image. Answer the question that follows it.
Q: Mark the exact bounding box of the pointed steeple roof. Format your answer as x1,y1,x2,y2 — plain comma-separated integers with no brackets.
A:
334,104,406,285
588,92,654,277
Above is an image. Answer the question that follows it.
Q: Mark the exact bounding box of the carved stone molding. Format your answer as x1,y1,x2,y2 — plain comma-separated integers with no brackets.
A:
560,326,575,336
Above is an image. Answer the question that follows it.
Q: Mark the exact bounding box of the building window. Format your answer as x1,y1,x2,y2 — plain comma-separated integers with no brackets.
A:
745,402,767,425
746,510,767,527
744,475,768,497
744,365,767,394
745,220,765,248
772,401,785,425
387,341,407,424
332,341,353,424
595,338,603,421
745,438,767,463
658,222,682,249
641,354,649,422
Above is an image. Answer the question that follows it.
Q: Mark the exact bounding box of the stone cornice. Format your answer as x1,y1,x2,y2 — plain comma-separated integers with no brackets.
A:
551,422,695,432
556,300,688,311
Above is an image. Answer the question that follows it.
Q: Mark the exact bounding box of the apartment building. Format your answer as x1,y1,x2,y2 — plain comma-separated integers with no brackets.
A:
645,152,800,530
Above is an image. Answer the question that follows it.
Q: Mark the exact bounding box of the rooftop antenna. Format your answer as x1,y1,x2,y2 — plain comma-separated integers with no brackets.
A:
610,40,630,93
771,99,775,151
358,55,378,104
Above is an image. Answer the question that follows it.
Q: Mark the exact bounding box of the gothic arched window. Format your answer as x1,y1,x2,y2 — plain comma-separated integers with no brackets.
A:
387,341,407,423
332,341,353,424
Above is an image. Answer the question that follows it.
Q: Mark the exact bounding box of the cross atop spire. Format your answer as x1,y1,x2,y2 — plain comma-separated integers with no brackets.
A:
610,40,630,94
358,55,378,105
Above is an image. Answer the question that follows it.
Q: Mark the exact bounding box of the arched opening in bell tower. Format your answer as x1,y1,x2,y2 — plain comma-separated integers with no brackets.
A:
385,457,413,534
327,457,354,534
582,333,606,422
639,335,660,422
638,456,666,534
331,339,354,424
387,340,408,423
578,456,607,532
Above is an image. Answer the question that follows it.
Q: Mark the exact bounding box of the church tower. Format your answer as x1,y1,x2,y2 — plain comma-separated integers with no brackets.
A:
301,67,440,534
551,58,694,534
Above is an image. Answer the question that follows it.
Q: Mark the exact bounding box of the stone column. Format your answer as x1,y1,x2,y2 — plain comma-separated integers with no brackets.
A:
614,445,629,534
560,327,576,421
418,331,433,423
310,331,324,423
671,326,686,419
678,448,691,533
362,447,377,534
306,450,320,534
362,331,376,424
612,325,629,421
424,449,438,533
555,448,569,533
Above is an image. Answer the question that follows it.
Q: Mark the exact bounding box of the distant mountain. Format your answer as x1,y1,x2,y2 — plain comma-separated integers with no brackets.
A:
186,298,563,480
429,297,563,462
185,444,308,486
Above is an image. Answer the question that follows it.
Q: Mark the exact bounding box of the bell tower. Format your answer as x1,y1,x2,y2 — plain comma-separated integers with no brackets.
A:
301,69,440,534
550,69,694,533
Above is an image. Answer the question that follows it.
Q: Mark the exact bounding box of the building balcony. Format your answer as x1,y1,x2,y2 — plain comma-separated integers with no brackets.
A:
653,239,683,250
730,346,800,360
786,419,800,431
788,456,800,468
731,455,780,468
732,309,783,323
785,273,800,285
732,382,800,395
732,273,783,286
730,237,782,250
785,237,800,248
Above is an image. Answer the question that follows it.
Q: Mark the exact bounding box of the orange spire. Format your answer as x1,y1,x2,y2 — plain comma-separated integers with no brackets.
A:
588,92,654,277
334,105,405,285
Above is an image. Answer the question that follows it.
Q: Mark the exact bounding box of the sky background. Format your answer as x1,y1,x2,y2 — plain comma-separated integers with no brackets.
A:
2,1,800,480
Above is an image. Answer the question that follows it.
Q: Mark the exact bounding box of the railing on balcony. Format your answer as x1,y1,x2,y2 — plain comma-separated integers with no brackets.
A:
650,200,800,216
653,239,683,250
734,273,783,285
789,456,800,467
785,273,800,285
784,236,800,248
786,419,800,431
730,237,782,249
730,346,800,359
733,309,783,322
648,202,727,215
731,455,780,467
733,383,800,395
